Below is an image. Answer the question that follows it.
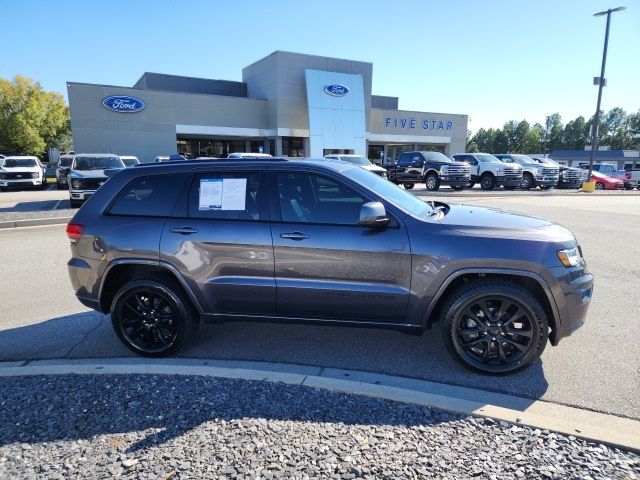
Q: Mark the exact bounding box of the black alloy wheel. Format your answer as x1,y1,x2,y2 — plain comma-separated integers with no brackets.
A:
521,173,534,190
403,183,414,190
596,182,605,190
441,280,548,374
480,173,496,191
111,278,197,356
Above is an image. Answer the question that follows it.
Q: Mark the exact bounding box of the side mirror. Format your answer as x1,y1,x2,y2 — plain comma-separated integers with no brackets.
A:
359,202,390,228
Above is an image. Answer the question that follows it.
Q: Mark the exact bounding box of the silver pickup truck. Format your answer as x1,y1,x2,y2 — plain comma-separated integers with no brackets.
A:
577,163,640,189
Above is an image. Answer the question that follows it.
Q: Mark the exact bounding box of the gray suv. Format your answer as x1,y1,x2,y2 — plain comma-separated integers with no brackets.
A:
66,159,593,374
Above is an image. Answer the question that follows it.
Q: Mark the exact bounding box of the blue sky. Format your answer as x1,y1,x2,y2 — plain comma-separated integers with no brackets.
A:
1,0,638,132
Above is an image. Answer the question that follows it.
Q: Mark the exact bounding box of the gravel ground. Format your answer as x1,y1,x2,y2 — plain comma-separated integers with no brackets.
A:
0,375,638,479
0,208,73,223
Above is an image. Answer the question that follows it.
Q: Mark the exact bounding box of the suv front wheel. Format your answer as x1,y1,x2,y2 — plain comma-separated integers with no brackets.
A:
424,172,440,191
111,277,198,357
440,279,548,374
480,173,496,191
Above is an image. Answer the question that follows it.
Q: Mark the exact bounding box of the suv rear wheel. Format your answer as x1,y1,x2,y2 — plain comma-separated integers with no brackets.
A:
111,277,198,357
425,172,440,191
440,279,548,374
480,173,496,191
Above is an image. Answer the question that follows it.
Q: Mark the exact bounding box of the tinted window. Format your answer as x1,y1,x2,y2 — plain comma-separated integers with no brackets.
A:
74,156,124,170
4,159,37,167
398,153,422,167
277,172,366,225
109,174,185,217
59,157,73,167
189,172,262,221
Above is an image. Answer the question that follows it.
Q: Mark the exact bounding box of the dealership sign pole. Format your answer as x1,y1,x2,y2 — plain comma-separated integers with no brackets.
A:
585,6,625,191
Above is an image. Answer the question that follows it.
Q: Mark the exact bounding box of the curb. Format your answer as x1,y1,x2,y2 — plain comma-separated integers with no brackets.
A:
0,216,71,229
0,358,638,453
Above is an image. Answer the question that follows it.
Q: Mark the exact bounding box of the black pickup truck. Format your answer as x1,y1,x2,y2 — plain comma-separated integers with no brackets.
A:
384,151,471,191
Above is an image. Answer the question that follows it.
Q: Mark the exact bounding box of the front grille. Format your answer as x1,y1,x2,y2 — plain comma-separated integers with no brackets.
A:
446,166,470,175
2,172,35,180
72,178,107,190
504,169,522,177
541,167,559,176
563,169,582,180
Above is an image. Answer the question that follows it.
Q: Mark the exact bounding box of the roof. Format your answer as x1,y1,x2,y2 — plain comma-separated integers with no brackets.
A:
550,150,640,160
73,153,119,158
132,158,353,174
3,156,40,160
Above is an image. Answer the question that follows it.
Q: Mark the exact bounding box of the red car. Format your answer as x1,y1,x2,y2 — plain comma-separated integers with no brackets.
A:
588,170,625,190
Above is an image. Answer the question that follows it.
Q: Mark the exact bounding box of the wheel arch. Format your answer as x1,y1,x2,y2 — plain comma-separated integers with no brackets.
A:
99,259,203,315
421,268,560,345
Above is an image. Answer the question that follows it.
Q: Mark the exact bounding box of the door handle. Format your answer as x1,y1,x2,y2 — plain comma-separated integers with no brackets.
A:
171,226,198,235
280,232,309,240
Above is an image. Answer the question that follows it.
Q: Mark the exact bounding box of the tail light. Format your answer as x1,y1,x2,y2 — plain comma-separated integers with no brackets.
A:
66,223,85,240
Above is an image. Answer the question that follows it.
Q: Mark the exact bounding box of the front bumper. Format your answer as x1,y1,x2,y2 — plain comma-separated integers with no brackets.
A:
535,176,560,187
440,175,470,186
502,176,522,187
549,265,594,345
70,189,97,201
0,179,43,187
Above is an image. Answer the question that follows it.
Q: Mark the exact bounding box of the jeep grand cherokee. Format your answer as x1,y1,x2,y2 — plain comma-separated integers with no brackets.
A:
66,158,593,374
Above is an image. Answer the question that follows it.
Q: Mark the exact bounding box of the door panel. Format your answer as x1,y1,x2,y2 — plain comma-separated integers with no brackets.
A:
272,171,412,323
160,171,275,316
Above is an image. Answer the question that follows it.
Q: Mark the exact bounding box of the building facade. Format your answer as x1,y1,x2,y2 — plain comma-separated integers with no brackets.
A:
68,51,468,163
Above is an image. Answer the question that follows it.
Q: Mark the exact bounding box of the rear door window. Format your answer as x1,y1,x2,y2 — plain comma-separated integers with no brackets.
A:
188,172,264,221
108,174,187,217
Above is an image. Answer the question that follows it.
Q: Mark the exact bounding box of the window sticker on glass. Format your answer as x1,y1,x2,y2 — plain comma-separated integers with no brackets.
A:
198,178,247,211
199,178,223,210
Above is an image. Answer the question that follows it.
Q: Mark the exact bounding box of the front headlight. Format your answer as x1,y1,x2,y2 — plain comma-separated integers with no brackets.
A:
71,179,82,189
440,165,450,174
497,167,505,175
557,246,581,267
31,172,40,179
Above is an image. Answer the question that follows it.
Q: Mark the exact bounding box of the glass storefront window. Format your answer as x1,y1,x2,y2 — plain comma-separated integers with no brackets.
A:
177,137,250,158
282,137,304,157
367,144,384,164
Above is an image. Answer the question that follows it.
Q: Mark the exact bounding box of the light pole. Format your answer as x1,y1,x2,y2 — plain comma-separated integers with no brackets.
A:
587,6,626,185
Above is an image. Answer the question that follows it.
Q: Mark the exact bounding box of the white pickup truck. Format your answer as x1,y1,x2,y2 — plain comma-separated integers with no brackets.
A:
577,163,640,190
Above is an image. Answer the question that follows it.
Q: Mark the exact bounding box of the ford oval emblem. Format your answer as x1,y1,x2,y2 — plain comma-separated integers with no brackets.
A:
324,84,349,97
102,95,145,113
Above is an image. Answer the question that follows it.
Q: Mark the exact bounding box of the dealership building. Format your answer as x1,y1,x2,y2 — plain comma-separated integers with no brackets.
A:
67,51,468,163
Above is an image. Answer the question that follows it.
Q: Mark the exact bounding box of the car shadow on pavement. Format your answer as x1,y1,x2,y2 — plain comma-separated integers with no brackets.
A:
0,200,62,213
0,315,549,451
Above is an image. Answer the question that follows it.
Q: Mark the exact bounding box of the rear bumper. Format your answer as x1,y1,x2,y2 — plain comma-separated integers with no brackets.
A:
68,257,102,312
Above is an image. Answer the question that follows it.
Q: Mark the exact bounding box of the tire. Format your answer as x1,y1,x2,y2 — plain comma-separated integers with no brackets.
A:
451,185,465,191
480,173,496,191
521,172,534,190
596,182,605,190
424,173,440,191
111,277,198,357
440,279,548,375
403,183,414,190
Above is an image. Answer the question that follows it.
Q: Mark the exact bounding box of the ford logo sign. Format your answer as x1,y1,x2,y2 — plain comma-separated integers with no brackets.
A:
102,95,145,113
324,84,349,97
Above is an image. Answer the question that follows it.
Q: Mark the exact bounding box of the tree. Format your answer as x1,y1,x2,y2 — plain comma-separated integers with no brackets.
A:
465,129,478,152
523,123,544,153
562,116,587,150
602,107,630,150
545,114,564,152
628,110,640,148
470,128,496,153
0,75,71,156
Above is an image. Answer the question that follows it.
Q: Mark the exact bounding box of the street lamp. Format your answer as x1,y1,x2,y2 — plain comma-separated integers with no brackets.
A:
586,6,626,190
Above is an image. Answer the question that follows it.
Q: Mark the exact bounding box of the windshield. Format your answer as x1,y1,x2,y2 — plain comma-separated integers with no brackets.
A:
73,156,124,170
59,157,73,167
4,159,37,168
420,151,451,162
540,158,560,167
339,156,372,166
346,166,432,218
512,154,538,165
476,154,500,163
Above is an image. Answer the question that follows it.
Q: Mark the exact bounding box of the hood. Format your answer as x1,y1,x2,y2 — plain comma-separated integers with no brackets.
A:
70,169,112,178
437,204,575,242
362,164,386,172
504,163,522,171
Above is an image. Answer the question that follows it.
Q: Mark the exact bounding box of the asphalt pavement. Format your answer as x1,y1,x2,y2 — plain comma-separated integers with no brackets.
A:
0,195,638,420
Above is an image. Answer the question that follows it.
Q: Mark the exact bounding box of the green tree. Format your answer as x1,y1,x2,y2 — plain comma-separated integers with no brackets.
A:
602,107,630,149
628,110,640,148
523,122,544,153
562,116,588,150
0,75,71,156
470,128,496,153
545,114,564,152
465,129,478,152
